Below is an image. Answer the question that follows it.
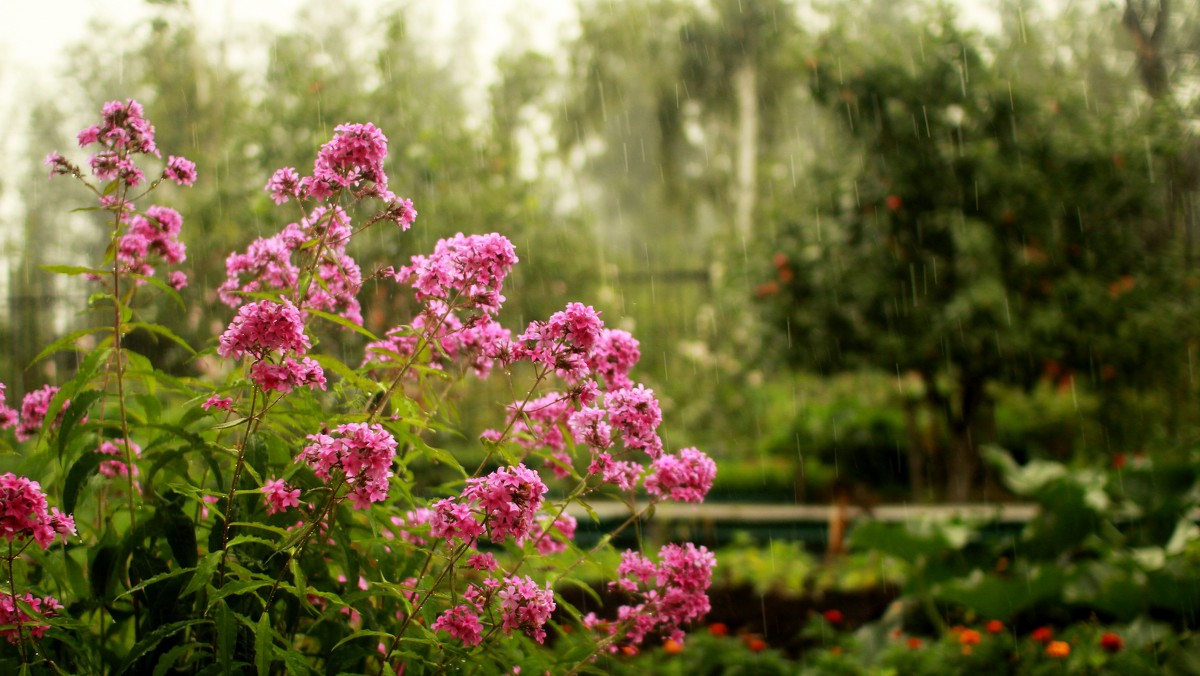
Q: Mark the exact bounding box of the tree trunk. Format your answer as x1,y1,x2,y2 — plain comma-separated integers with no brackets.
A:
733,60,758,241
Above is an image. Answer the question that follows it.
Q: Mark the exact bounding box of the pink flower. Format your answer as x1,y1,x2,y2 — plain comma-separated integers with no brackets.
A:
586,329,641,390
163,155,197,186
201,394,234,412
168,271,188,290
587,452,643,492
304,122,391,199
604,385,663,458
0,384,17,431
95,439,142,479
429,498,485,543
250,357,326,394
297,423,397,509
0,473,73,549
530,513,577,555
262,478,301,515
44,152,76,179
14,385,68,442
432,604,483,646
461,464,548,544
265,167,301,204
217,299,310,360
598,543,715,648
644,448,717,503
0,592,62,644
466,553,499,571
498,575,556,643
396,233,518,315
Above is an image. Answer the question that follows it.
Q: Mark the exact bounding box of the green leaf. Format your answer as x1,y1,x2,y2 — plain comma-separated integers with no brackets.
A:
306,308,379,341
128,273,186,311
332,629,393,652
63,452,104,514
116,566,197,601
27,326,113,368
216,604,235,674
255,612,272,676
152,642,203,676
56,389,105,460
115,619,211,675
39,264,108,277
183,551,222,597
126,321,196,355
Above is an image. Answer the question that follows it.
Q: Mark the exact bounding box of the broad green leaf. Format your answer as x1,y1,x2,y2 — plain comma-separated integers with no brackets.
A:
63,452,104,514
115,619,211,675
307,308,379,341
255,612,272,676
27,325,113,368
39,264,108,277
126,321,197,355
183,551,222,597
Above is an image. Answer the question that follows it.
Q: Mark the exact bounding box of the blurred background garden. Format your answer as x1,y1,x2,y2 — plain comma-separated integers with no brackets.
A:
4,0,1200,671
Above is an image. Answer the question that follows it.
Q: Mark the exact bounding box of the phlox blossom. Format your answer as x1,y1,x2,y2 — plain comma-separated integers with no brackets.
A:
644,447,717,503
262,478,301,515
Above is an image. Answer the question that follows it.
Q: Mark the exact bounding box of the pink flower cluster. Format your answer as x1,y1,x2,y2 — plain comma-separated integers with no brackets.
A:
220,206,364,325
431,604,484,646
363,303,512,379
515,303,604,381
498,575,556,644
589,542,715,648
77,99,159,157
644,447,717,503
0,592,63,644
217,299,310,360
0,473,75,549
297,423,397,509
303,122,391,201
262,478,301,515
250,357,326,394
14,385,68,442
527,513,578,555
0,384,17,431
95,439,142,479
118,205,188,287
394,233,519,315
431,464,547,544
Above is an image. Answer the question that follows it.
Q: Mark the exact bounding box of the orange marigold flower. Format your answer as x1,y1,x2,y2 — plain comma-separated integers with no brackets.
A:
663,639,684,655
985,620,1004,634
1099,632,1123,653
1031,626,1054,644
746,637,768,652
907,637,922,650
1045,640,1070,659
708,622,728,637
960,629,981,646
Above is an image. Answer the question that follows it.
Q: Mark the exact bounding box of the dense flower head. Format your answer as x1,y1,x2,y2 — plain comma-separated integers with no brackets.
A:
0,473,74,549
586,329,641,390
644,447,716,503
604,385,664,458
262,478,301,515
163,155,197,186
0,592,62,644
14,385,68,442
601,543,715,648
432,604,483,646
568,407,613,450
297,423,397,509
461,464,549,543
1099,631,1123,653
217,299,310,360
95,439,142,479
250,356,326,394
587,452,644,492
498,575,556,644
0,384,17,431
118,205,187,281
1045,640,1070,659
305,122,390,199
515,303,605,382
466,552,499,571
79,99,159,157
265,167,301,204
396,233,518,314
429,498,486,543
491,393,573,452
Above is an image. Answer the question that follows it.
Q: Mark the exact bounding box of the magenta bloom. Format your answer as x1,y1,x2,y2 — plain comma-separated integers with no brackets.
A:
297,423,397,509
530,513,578,555
250,357,326,394
600,543,715,648
396,232,518,315
586,329,641,390
217,299,310,360
0,592,62,644
604,385,664,458
0,473,74,549
461,464,548,544
14,385,68,442
262,478,301,515
644,447,717,503
80,99,159,157
201,394,234,412
163,155,197,186
466,552,499,571
95,439,142,479
0,384,17,431
432,604,483,646
498,575,556,644
264,167,301,204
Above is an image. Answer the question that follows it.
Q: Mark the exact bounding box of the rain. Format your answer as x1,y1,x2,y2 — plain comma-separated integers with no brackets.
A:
0,0,1196,672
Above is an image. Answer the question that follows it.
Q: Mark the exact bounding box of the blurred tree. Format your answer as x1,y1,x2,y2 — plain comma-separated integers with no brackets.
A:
757,6,1194,499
